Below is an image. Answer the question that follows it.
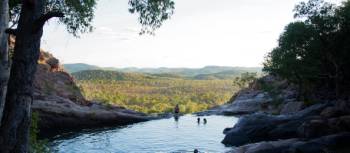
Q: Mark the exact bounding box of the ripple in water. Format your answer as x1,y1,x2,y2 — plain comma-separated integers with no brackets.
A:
49,115,238,153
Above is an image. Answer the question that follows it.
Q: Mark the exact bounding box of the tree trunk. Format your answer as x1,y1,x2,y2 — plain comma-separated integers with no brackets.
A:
0,0,9,126
0,0,45,152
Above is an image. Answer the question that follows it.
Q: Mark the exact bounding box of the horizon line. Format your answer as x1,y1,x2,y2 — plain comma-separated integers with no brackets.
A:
62,63,263,69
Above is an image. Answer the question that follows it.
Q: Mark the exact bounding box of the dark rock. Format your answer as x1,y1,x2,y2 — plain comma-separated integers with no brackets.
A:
280,102,304,115
227,133,350,153
227,138,299,153
321,107,343,118
223,127,233,134
222,103,329,146
335,100,350,114
288,132,350,153
297,119,331,138
336,116,350,131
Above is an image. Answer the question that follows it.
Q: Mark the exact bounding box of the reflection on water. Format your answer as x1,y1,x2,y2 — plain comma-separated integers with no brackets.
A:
49,115,238,153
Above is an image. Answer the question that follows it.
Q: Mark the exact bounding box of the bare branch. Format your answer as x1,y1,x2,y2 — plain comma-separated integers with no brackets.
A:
33,11,64,33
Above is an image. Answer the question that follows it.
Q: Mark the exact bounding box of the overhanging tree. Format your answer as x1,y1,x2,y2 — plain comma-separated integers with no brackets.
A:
264,0,350,99
0,0,174,152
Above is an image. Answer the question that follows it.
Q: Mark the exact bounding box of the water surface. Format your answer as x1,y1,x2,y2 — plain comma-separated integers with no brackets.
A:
50,115,238,153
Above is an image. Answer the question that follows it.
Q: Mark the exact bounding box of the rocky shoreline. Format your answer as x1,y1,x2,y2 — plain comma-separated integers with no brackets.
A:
223,100,350,153
33,94,152,135
33,52,350,152
202,76,350,153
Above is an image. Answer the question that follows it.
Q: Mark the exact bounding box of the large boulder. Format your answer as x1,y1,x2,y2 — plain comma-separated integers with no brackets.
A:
222,103,329,146
32,94,150,135
227,133,350,153
280,102,304,115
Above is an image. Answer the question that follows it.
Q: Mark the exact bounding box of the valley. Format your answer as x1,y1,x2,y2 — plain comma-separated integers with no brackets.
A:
69,67,260,114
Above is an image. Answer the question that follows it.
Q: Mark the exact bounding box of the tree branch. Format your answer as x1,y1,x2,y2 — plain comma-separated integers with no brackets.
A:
33,11,64,33
5,29,17,36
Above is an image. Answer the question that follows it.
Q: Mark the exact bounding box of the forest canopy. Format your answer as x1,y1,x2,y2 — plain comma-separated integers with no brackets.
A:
263,0,350,99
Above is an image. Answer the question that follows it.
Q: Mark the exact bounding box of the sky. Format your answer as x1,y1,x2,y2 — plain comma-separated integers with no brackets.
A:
41,0,343,68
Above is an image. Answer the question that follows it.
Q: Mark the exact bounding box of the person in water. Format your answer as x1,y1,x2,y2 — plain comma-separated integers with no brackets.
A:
194,149,199,153
203,118,207,124
197,117,200,123
174,104,180,114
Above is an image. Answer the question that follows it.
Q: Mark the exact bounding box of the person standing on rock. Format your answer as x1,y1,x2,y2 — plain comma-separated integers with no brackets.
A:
174,104,180,114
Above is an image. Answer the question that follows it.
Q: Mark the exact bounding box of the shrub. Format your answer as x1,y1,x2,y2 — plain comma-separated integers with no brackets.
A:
30,112,50,153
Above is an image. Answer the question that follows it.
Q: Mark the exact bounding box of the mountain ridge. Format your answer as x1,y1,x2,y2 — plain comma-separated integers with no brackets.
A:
64,63,262,78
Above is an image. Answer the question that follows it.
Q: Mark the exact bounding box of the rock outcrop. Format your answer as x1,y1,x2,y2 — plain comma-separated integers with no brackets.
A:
197,75,299,116
33,94,149,135
221,103,329,146
221,75,350,153
227,133,350,153
32,51,151,135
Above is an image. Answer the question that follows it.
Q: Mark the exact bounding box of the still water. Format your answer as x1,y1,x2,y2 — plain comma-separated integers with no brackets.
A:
49,115,238,153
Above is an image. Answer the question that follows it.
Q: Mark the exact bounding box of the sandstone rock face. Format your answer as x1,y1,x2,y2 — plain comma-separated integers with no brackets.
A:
32,94,150,135
32,51,152,135
34,51,87,105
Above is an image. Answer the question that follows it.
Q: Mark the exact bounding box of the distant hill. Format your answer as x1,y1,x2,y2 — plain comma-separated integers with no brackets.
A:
72,69,261,81
193,70,250,80
63,63,100,73
72,70,184,81
64,63,262,78
72,70,152,81
115,66,261,77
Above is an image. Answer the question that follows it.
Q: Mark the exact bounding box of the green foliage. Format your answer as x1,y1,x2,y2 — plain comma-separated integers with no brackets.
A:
258,79,283,108
9,0,97,36
232,72,257,88
72,70,156,81
64,64,262,77
263,0,350,98
9,0,175,36
30,112,50,153
128,0,175,35
72,68,262,81
78,79,237,114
